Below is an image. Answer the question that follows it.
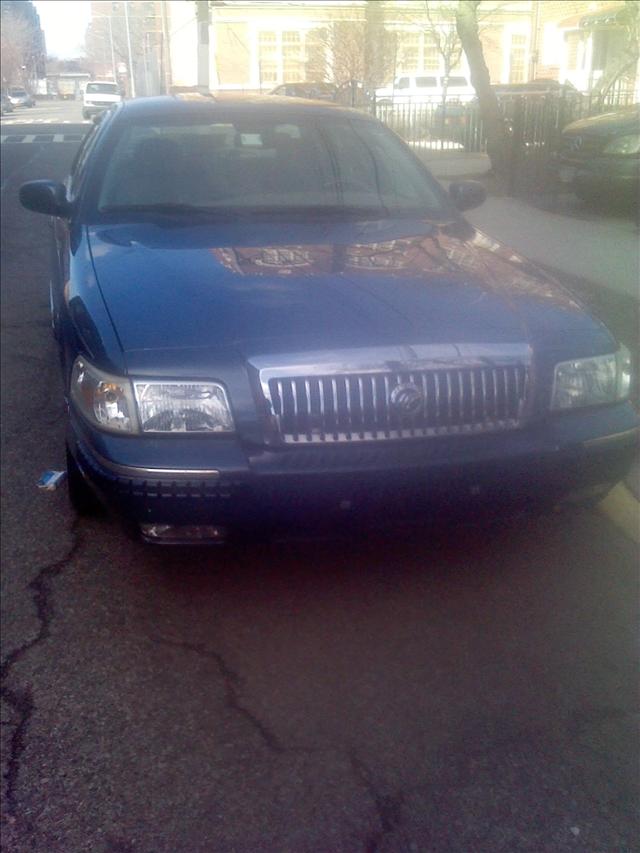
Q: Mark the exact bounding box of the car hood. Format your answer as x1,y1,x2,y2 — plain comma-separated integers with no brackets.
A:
563,106,640,136
87,217,609,366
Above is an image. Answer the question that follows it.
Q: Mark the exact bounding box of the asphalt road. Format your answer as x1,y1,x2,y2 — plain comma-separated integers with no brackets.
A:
1,121,639,853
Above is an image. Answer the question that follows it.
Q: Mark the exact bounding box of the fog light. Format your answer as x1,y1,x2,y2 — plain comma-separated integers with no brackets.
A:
140,523,227,542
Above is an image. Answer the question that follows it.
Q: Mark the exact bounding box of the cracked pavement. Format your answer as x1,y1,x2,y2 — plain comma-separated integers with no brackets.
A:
1,127,638,852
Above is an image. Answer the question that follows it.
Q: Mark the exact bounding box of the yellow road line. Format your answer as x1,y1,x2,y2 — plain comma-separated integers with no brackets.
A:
600,482,640,544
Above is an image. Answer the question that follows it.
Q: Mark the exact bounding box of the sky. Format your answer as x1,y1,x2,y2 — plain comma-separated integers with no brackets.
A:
34,0,92,59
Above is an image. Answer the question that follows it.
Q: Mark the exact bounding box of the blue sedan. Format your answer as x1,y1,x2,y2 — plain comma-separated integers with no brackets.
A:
19,95,638,544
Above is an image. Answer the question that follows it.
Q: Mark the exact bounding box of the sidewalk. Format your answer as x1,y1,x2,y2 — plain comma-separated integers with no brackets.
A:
417,151,639,301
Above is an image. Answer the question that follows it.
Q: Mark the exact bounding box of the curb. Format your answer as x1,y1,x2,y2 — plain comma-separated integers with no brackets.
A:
599,482,640,544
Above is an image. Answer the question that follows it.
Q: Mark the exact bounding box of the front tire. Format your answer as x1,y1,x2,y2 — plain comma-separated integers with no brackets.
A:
66,446,102,516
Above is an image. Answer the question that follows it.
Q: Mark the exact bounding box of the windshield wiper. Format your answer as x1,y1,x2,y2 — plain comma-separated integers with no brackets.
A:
99,203,256,219
99,203,446,222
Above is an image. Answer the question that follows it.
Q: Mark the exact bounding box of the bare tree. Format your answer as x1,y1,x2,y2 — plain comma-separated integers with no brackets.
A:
307,9,396,91
456,0,506,176
1,12,32,87
592,1,639,102
421,2,466,141
423,2,464,97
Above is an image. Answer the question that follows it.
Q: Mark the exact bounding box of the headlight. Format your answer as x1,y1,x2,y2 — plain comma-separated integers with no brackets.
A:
603,134,640,155
70,358,235,434
551,346,632,411
70,357,139,433
133,382,234,433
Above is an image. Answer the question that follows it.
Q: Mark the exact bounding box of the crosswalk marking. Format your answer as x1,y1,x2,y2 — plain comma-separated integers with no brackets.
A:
1,118,91,125
0,134,85,144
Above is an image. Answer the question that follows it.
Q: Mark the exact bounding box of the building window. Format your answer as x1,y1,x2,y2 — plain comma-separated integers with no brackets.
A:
508,33,527,83
423,34,440,71
397,32,420,73
282,30,303,82
305,28,326,80
258,29,307,86
259,31,278,84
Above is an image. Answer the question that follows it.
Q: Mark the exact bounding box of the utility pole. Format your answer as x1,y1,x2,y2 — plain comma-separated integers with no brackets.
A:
196,0,210,91
108,15,117,82
161,0,173,93
123,0,135,97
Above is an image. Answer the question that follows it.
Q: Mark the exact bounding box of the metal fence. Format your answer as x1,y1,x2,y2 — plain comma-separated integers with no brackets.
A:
373,100,485,153
367,87,637,196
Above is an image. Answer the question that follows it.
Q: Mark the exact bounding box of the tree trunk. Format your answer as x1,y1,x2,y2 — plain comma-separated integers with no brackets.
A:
455,0,507,177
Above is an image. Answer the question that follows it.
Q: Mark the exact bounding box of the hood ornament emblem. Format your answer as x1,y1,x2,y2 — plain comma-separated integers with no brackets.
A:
390,383,424,416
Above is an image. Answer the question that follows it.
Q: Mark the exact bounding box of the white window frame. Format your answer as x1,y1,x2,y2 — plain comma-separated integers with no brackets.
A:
501,24,530,84
250,24,309,89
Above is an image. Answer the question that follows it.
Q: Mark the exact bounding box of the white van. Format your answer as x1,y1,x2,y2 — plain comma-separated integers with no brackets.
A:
83,81,122,119
376,74,475,105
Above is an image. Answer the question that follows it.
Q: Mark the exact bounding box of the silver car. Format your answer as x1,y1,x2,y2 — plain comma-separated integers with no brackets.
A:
8,88,35,108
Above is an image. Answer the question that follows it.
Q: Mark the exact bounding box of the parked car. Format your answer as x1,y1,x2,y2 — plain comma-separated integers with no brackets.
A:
19,96,637,544
551,105,640,201
83,80,122,119
1,92,14,115
376,74,475,106
492,79,581,102
8,87,35,108
269,82,338,102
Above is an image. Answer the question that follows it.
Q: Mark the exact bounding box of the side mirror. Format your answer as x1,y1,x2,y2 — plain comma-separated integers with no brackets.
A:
449,180,487,212
19,180,71,218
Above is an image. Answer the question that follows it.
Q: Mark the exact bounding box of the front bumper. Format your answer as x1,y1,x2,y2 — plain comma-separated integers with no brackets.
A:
67,402,639,541
552,154,639,196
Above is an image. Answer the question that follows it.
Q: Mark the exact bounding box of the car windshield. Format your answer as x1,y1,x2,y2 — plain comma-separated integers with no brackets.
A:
11,89,27,96
96,116,451,220
87,83,119,94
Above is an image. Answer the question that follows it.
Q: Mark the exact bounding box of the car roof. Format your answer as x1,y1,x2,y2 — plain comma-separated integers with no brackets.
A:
117,93,369,121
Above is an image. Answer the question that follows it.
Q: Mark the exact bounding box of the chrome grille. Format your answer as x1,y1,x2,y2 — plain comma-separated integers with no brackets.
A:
262,361,529,444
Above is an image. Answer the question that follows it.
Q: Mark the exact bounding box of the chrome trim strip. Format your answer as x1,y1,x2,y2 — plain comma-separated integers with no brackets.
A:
480,369,488,422
371,375,378,438
278,419,521,444
86,446,220,479
357,376,365,439
318,377,326,440
251,343,533,380
582,427,640,449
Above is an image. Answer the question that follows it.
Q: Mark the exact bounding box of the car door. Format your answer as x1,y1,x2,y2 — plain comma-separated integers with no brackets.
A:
50,117,106,365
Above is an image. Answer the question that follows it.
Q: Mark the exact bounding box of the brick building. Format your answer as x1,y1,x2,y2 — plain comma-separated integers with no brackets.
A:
531,1,635,92
166,0,535,92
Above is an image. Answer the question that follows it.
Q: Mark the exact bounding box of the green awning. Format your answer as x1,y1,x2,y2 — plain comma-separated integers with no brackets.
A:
579,6,627,29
